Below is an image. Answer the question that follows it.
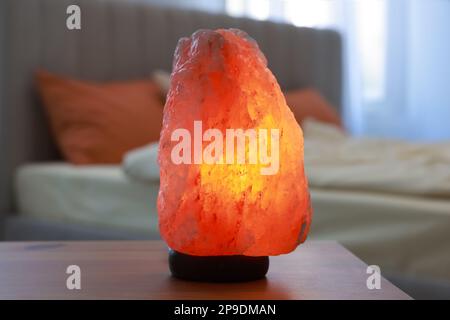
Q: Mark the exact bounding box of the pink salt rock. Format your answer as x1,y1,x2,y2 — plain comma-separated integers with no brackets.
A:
158,29,312,256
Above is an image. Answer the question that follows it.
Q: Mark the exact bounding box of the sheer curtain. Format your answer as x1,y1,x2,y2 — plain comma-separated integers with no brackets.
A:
226,0,389,136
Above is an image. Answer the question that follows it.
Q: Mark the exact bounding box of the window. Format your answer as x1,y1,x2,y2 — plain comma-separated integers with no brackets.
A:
354,0,387,102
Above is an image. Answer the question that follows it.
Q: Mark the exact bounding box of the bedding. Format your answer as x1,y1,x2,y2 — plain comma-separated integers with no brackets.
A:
310,188,450,280
15,163,159,236
152,69,171,96
118,130,450,280
303,120,450,197
122,143,160,183
123,124,450,198
15,127,450,281
15,162,450,280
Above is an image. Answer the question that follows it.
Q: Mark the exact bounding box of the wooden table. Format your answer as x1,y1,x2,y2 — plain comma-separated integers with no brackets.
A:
0,240,410,299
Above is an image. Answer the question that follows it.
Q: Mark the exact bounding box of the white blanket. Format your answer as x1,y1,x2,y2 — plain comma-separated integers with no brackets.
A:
122,120,450,198
16,164,159,235
303,120,450,197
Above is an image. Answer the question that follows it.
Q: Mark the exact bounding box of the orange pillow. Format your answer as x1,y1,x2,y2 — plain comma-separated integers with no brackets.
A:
36,70,164,164
284,88,343,129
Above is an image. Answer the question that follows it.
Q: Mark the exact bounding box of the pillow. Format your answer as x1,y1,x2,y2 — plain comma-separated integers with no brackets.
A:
151,69,171,97
284,88,343,129
36,70,164,164
122,142,160,183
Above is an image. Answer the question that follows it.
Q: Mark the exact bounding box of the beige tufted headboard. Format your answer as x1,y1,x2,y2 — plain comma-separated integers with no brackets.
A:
0,0,342,213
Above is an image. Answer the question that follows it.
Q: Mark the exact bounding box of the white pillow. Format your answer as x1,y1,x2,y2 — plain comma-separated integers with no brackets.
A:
122,143,160,183
151,70,171,96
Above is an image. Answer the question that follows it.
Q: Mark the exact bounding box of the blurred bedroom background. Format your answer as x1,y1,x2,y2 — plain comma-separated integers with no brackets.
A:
1,0,449,299
154,0,450,140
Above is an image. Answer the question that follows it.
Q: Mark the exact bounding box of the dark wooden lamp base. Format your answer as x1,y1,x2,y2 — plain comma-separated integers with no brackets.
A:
168,249,269,282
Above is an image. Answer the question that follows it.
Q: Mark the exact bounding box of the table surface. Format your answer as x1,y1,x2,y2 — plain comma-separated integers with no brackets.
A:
0,240,410,300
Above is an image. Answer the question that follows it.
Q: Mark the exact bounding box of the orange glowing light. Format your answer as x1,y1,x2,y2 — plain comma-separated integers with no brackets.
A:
158,29,312,256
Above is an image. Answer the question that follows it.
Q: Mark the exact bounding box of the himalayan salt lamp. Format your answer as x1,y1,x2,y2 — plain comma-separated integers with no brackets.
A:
158,29,312,282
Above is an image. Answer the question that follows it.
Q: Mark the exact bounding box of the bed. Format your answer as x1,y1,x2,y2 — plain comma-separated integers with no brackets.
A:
14,163,159,237
11,160,450,283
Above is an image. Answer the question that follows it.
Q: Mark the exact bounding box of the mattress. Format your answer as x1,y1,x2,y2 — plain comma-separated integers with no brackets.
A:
15,163,450,281
309,189,450,281
15,163,159,237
